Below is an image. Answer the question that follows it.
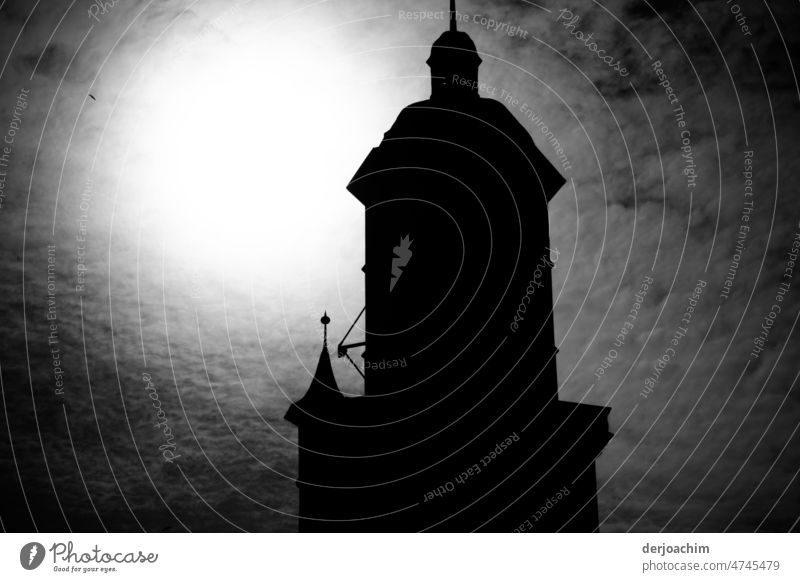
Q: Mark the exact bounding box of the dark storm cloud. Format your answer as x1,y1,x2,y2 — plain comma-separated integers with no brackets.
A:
438,0,800,531
625,0,684,19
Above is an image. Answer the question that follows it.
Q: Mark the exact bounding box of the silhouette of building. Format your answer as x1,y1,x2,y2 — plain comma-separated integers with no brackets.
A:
285,1,611,532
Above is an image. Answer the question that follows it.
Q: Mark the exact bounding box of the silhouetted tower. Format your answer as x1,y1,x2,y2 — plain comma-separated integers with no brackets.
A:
286,0,611,532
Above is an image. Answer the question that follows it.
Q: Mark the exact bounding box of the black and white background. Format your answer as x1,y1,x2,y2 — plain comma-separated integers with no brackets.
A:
0,0,798,532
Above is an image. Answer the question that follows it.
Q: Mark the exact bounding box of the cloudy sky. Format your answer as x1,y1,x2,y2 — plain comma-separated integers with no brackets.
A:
0,0,798,532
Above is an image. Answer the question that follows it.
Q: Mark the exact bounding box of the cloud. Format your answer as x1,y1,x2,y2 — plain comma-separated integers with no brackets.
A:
14,43,73,79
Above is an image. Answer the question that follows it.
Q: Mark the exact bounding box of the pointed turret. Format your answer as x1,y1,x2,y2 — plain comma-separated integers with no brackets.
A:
285,313,342,426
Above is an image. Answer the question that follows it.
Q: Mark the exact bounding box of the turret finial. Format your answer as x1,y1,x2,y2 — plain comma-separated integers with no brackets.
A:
321,311,330,346
450,0,457,32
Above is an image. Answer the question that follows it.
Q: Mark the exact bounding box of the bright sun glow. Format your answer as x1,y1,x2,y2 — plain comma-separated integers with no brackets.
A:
134,15,384,281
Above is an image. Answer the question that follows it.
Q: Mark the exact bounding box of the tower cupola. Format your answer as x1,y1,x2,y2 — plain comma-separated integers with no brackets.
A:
427,0,482,100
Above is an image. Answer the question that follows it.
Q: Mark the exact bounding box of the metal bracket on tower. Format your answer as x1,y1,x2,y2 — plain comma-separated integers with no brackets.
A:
337,306,366,378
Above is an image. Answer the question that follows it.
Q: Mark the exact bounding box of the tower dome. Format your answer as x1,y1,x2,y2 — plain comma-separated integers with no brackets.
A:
427,0,482,99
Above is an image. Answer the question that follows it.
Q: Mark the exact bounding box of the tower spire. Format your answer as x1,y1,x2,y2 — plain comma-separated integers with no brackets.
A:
321,311,330,347
450,0,457,32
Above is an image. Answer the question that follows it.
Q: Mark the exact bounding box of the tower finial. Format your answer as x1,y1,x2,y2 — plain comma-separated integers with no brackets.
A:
450,0,457,32
321,311,330,346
